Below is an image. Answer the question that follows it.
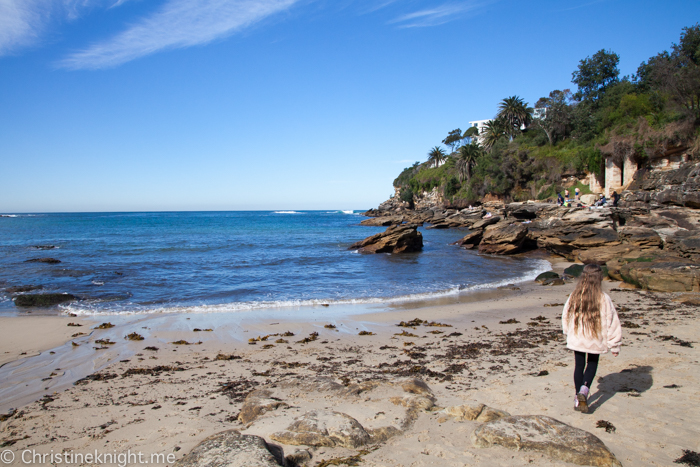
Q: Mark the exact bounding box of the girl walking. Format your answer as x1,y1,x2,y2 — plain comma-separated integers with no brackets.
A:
562,264,621,413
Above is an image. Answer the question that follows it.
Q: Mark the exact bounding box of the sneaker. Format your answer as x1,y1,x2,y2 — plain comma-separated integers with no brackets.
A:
574,396,581,412
577,392,588,413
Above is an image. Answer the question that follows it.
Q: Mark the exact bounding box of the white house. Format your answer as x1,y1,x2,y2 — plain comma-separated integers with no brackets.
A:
468,119,490,146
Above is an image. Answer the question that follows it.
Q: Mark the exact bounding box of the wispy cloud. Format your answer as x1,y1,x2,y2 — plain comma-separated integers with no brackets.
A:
388,1,487,28
0,0,130,56
59,0,301,69
360,0,402,14
0,0,51,54
110,0,137,8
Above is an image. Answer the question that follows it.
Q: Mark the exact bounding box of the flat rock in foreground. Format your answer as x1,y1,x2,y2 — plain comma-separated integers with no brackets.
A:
174,429,281,467
270,409,371,448
472,415,622,467
349,224,423,254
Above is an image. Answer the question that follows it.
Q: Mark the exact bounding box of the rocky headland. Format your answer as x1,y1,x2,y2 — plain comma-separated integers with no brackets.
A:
357,161,700,293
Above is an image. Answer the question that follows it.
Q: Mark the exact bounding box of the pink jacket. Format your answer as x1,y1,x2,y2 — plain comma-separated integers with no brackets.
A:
562,292,622,354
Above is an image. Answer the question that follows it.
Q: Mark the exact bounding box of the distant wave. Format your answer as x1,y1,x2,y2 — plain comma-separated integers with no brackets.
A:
61,259,551,316
274,211,301,214
0,215,18,218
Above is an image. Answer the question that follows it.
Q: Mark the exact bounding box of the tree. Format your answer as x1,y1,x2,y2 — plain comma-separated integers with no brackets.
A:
637,23,700,120
399,187,415,209
481,118,508,150
456,142,482,182
427,146,447,168
463,126,479,145
532,89,573,145
442,129,463,153
572,49,620,103
497,96,534,140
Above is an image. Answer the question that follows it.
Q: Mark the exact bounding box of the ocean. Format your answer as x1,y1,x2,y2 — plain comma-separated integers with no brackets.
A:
0,211,550,315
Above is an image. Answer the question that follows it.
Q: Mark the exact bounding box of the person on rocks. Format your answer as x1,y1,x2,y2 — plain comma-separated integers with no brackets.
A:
564,189,570,201
611,191,620,207
557,192,565,206
562,264,621,413
594,193,606,206
575,187,580,201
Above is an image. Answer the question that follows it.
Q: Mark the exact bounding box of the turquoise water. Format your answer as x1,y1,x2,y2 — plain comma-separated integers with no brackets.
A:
0,211,549,315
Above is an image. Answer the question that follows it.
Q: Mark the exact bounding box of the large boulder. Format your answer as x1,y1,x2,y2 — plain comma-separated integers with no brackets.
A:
349,224,423,254
270,410,371,448
478,223,528,255
174,430,281,467
606,252,661,281
455,230,483,249
532,226,620,260
580,194,598,205
619,257,700,292
472,415,622,467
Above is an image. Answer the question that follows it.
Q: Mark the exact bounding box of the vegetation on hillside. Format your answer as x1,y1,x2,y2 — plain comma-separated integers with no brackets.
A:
393,24,700,207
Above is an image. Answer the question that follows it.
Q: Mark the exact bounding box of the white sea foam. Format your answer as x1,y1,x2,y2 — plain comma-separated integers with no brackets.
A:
61,259,552,317
274,211,301,214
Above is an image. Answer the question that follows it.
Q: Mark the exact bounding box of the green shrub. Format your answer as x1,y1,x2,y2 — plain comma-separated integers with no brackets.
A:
444,176,460,198
399,187,414,203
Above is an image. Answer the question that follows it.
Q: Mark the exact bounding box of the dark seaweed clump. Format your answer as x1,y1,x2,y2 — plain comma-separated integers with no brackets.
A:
675,450,700,466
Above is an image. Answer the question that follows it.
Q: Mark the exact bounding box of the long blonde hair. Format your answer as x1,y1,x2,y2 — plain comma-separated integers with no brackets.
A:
567,264,603,338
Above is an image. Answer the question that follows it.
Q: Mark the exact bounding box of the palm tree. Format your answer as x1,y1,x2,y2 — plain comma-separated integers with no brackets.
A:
497,95,534,139
481,118,508,150
456,142,481,182
427,146,447,168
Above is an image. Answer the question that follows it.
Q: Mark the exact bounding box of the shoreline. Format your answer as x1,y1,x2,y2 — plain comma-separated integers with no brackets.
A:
1,258,698,465
0,250,555,369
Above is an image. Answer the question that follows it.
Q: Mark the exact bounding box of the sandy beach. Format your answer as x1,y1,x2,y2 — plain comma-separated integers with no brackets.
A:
0,260,698,466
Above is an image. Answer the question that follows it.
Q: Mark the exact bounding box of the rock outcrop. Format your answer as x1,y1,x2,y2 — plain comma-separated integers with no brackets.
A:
349,224,423,254
174,430,281,467
627,161,700,208
478,223,528,255
14,293,77,307
24,258,61,264
358,162,700,291
619,257,700,292
472,415,622,467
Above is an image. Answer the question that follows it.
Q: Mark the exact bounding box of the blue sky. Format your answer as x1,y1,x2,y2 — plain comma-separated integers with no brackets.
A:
1,0,698,212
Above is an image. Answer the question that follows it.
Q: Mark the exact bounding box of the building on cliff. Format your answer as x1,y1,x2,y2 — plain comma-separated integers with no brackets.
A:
591,143,692,197
468,119,490,146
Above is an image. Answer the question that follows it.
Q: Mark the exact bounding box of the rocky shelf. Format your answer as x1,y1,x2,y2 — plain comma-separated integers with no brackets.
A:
355,161,700,293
